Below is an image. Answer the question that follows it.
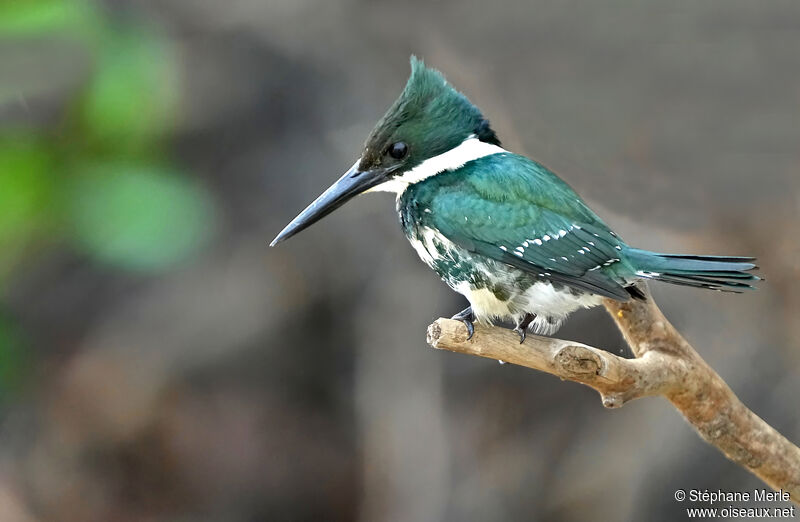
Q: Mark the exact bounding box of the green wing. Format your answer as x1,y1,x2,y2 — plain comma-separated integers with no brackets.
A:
427,155,632,300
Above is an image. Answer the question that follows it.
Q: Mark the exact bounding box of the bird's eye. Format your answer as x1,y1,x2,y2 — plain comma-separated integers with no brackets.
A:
388,142,408,160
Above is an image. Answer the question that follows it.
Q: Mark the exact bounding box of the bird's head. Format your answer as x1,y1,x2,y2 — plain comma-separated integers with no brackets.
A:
270,56,500,246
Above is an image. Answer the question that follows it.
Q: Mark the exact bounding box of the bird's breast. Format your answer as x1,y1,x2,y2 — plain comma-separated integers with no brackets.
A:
403,224,604,325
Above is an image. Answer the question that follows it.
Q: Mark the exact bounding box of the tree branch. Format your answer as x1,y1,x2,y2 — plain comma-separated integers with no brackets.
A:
425,284,800,502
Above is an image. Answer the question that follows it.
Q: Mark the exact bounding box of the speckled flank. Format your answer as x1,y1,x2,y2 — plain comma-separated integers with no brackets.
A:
406,225,603,335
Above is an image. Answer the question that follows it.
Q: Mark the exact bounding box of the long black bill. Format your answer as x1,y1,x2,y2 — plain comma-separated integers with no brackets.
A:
270,160,391,246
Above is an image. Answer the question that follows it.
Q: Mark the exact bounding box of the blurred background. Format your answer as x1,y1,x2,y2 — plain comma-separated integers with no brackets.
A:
0,1,798,521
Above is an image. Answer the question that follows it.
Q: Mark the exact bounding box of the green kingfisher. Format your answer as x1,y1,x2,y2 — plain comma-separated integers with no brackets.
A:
271,57,759,342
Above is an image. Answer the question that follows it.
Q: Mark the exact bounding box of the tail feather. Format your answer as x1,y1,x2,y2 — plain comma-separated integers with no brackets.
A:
624,247,760,293
654,274,756,292
661,269,757,279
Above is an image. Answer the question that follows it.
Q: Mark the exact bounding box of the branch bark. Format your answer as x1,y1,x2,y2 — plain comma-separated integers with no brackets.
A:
425,284,800,502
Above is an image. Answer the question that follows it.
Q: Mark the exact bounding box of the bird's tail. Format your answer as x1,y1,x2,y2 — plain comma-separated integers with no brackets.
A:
624,247,760,292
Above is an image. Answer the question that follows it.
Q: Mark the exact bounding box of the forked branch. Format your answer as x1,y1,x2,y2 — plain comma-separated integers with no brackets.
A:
425,285,800,502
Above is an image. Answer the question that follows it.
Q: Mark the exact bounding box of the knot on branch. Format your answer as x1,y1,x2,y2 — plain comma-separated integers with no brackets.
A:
426,322,443,347
601,393,625,409
554,345,603,378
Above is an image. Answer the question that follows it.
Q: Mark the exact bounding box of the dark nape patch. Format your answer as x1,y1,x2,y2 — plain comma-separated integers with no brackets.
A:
475,119,501,145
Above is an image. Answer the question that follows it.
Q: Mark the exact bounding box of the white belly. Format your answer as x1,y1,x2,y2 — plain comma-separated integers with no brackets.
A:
455,280,604,335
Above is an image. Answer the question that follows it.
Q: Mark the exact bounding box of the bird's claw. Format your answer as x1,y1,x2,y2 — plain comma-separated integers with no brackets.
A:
513,326,526,344
451,306,476,341
462,320,475,340
514,313,536,344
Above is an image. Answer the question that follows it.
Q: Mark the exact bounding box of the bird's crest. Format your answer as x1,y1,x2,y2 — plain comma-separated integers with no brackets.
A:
359,56,499,173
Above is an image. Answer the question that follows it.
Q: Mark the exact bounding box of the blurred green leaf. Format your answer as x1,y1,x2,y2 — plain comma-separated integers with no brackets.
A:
81,27,176,151
0,0,91,36
0,2,203,279
0,137,54,277
68,164,214,271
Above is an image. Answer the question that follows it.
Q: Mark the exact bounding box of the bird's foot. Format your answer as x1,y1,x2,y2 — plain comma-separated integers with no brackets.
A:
513,313,536,344
451,307,476,340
